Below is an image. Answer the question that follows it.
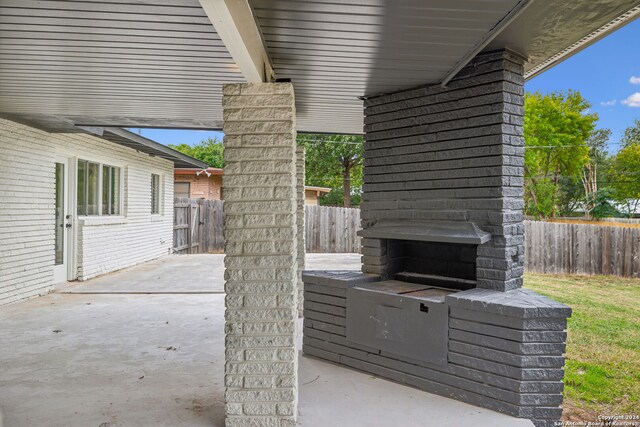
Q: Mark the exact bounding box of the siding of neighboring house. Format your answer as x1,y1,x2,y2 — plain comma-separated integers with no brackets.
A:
175,173,222,200
174,171,326,205
305,189,321,205
0,118,174,305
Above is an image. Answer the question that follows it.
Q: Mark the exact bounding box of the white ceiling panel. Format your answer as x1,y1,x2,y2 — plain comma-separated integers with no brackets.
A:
0,0,638,135
251,0,523,133
0,0,244,130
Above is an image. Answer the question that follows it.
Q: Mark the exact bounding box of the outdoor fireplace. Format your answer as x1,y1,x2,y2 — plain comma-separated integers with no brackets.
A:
302,50,571,427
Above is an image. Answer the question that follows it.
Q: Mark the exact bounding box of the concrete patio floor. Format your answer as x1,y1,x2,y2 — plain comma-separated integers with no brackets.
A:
0,254,533,427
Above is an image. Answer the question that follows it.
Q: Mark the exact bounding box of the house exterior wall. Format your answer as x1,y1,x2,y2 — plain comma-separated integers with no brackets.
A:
0,118,174,305
304,189,320,205
175,173,222,200
174,172,323,206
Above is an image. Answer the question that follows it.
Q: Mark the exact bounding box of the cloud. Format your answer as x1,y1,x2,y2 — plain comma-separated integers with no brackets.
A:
630,76,640,84
600,99,617,106
621,92,640,107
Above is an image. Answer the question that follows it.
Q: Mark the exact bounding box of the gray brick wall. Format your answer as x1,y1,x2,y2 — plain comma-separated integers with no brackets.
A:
222,82,299,427
361,49,526,291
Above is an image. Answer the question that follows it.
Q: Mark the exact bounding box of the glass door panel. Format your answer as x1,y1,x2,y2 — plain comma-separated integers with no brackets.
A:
55,162,64,265
53,159,70,283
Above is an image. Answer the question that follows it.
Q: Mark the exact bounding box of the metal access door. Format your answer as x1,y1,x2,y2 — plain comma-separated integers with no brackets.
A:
53,159,72,283
346,285,449,366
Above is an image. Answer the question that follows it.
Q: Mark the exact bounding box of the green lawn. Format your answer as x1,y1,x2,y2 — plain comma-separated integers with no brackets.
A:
525,273,640,421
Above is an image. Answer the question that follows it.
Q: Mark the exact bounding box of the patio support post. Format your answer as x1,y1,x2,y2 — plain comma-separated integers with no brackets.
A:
222,82,298,427
295,146,305,317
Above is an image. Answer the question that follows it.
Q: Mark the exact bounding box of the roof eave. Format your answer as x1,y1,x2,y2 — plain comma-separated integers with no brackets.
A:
78,126,209,169
524,5,640,80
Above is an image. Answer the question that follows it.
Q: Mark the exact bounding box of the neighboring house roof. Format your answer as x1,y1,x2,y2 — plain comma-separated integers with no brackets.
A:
78,127,208,169
613,200,640,214
175,167,223,176
173,168,331,194
305,186,332,194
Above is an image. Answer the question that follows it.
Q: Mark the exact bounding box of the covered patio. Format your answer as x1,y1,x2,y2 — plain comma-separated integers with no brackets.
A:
0,254,530,427
2,1,640,426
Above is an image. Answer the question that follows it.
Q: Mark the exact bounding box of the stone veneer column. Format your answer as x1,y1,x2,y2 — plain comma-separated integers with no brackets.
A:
295,146,306,317
222,82,298,427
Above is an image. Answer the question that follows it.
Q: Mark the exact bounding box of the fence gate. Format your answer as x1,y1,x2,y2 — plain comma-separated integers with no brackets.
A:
173,197,201,254
173,198,224,254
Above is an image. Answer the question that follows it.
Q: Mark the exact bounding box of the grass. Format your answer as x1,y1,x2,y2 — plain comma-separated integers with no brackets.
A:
524,273,640,421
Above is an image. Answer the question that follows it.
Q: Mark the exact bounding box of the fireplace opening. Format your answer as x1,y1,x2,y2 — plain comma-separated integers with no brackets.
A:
346,224,488,365
384,239,477,291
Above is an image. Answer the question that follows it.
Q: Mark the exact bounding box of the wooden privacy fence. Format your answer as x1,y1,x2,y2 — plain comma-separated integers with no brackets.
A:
601,217,640,224
305,205,361,253
172,200,640,278
525,220,640,277
173,200,361,254
173,198,224,254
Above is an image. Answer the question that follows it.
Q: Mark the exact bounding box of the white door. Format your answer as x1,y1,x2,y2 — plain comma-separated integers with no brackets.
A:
53,159,71,283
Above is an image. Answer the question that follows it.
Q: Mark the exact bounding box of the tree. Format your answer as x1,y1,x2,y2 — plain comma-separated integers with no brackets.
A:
169,137,224,168
587,188,619,219
318,188,362,207
524,91,597,219
299,134,363,207
621,119,640,149
610,140,640,216
581,128,612,218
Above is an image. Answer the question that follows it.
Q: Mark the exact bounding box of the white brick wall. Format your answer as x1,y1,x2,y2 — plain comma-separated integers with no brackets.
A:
0,118,174,305
295,146,305,316
222,83,299,427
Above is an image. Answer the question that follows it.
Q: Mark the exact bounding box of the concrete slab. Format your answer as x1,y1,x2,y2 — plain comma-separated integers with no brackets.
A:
59,253,360,295
305,253,361,270
298,355,534,427
0,293,226,427
60,254,226,294
0,254,533,427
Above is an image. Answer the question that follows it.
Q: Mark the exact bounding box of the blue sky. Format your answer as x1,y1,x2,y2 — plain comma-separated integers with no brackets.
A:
136,19,640,152
130,128,224,147
526,19,640,152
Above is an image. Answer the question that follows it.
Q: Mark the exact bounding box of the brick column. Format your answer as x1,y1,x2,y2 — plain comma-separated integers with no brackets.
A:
295,146,305,317
222,82,298,427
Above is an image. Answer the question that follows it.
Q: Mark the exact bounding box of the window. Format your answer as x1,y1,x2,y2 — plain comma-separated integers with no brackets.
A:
174,182,190,199
151,174,161,214
77,159,122,217
102,165,121,215
77,160,99,215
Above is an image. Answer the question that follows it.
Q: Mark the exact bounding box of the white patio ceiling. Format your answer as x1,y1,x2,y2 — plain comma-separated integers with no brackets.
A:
0,0,639,134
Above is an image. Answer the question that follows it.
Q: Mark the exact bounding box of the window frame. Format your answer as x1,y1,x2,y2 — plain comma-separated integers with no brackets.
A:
151,173,161,215
174,181,191,199
77,158,124,218
77,159,100,216
102,164,122,216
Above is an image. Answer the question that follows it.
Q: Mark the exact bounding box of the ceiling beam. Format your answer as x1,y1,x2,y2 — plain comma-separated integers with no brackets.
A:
199,0,273,83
